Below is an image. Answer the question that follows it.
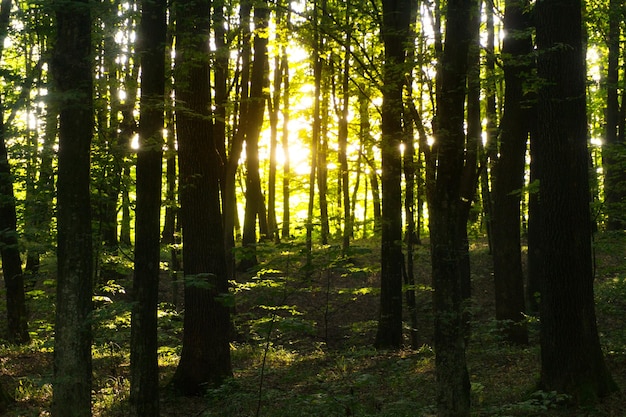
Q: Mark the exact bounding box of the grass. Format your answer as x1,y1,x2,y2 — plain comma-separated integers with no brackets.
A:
2,233,626,416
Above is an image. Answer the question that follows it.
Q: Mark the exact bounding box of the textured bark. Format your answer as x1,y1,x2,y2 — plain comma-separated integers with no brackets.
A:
534,0,617,403
171,0,232,394
429,0,474,413
130,0,167,414
491,0,532,345
374,0,411,350
51,1,94,415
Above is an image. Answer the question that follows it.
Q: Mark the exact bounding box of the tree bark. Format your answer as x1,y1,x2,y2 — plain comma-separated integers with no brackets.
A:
375,0,411,350
130,0,167,414
241,0,270,268
51,0,94,415
171,0,232,394
491,0,532,345
429,0,474,413
534,0,618,402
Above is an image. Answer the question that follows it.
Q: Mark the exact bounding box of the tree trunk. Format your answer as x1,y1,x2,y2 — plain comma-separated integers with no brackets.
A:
490,0,532,345
429,0,474,413
0,118,29,345
267,50,281,243
306,0,323,268
374,0,410,350
338,0,352,253
171,0,232,394
0,0,29,346
280,41,291,240
603,0,625,230
534,0,617,402
51,1,94,415
241,0,270,268
130,0,167,414
223,0,251,272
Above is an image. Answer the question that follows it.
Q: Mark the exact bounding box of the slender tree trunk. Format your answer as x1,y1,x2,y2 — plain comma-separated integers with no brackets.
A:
0,118,29,345
223,0,251,272
339,0,352,253
162,25,177,245
306,0,322,268
51,0,94,415
280,39,291,240
130,0,167,414
25,78,57,280
403,0,419,348
0,0,29,346
603,0,624,230
533,0,618,402
267,52,281,243
241,0,270,264
481,0,497,253
318,65,329,245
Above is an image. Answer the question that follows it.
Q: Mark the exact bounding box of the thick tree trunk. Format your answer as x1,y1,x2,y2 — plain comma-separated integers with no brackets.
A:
51,1,94,415
490,0,532,345
374,0,410,350
534,0,617,403
130,0,167,414
171,0,232,395
429,0,474,413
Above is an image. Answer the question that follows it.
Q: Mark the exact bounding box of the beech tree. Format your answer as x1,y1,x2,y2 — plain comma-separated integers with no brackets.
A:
533,0,617,402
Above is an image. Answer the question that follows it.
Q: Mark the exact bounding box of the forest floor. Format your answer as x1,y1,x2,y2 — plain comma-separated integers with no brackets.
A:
2,232,626,416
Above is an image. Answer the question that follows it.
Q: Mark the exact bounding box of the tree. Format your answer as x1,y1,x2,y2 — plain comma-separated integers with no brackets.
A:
429,0,475,413
305,0,323,268
0,0,29,345
171,0,232,394
51,0,94,415
491,0,532,345
533,0,617,402
241,0,270,268
602,0,625,230
375,0,411,350
130,0,167,413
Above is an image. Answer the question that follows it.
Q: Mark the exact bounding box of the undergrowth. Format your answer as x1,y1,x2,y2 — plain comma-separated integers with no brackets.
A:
1,234,626,416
